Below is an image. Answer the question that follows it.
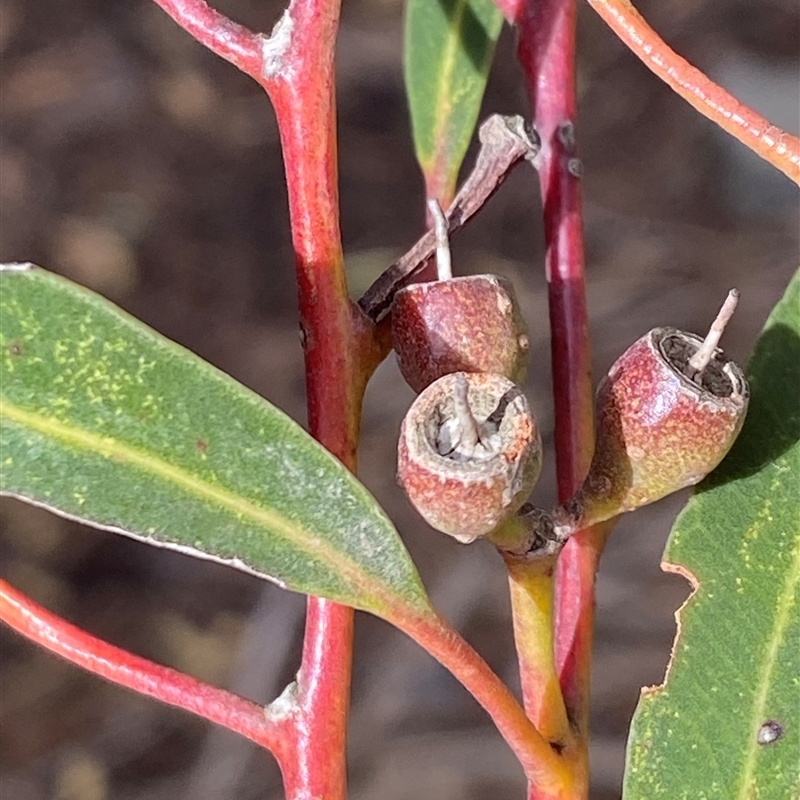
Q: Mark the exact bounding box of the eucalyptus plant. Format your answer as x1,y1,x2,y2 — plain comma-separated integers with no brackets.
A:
1,1,798,798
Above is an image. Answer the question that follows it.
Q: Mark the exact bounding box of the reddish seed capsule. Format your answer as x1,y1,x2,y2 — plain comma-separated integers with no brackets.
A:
571,304,749,527
397,371,542,543
392,275,530,393
391,199,529,393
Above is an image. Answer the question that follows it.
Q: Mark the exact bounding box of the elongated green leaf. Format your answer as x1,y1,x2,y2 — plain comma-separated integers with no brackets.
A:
404,0,503,202
624,270,800,799
0,264,431,618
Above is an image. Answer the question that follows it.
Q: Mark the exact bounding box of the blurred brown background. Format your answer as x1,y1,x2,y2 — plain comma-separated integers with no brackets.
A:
0,1,797,798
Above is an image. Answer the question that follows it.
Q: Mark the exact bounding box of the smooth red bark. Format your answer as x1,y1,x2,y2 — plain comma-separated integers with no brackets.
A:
509,0,594,494
151,0,262,75
405,609,574,794
500,1,603,797
587,0,800,185
251,3,357,799
0,580,288,757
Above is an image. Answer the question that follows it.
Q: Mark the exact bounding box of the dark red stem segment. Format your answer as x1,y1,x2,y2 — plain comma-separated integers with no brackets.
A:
587,0,800,185
499,0,601,795
0,579,288,757
512,0,593,494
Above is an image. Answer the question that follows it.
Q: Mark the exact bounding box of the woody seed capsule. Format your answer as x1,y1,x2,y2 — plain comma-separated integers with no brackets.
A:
397,371,542,543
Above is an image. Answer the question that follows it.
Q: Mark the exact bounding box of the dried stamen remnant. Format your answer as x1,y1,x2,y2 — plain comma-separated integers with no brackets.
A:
688,289,739,373
435,374,501,461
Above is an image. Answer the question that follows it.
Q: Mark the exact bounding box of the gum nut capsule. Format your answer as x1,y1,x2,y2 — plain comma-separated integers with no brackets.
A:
397,371,542,543
573,323,749,527
391,274,530,393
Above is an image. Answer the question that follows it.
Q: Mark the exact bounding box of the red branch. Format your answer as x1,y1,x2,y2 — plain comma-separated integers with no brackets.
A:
151,0,262,76
587,0,800,185
406,610,574,794
499,0,594,494
499,0,602,795
0,580,288,757
131,1,358,797
249,3,356,799
255,0,361,468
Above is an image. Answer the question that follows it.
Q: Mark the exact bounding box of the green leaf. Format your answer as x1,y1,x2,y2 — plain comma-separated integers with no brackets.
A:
623,270,800,799
0,264,431,619
404,0,503,202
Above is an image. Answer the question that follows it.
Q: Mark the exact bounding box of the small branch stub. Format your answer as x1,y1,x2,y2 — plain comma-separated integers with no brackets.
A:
398,372,542,542
358,114,540,320
489,503,568,561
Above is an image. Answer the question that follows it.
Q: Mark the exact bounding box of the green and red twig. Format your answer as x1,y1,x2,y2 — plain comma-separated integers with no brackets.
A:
496,0,604,797
492,2,798,797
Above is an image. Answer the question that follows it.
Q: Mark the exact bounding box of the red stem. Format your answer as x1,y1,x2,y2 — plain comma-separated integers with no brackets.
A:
150,2,361,797
150,0,262,76
250,3,357,799
587,0,800,185
406,610,575,795
0,579,288,758
286,599,353,799
258,0,361,468
510,0,594,493
500,0,601,795
6,0,625,793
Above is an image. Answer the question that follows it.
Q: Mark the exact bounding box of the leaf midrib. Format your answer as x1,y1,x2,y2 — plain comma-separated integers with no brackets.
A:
0,398,392,607
430,0,469,168
736,473,800,798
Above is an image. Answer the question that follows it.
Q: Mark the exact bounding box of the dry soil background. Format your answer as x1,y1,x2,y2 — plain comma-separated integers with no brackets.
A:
0,1,798,799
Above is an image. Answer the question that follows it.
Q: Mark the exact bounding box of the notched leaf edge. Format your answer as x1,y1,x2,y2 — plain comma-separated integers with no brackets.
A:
636,559,699,699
